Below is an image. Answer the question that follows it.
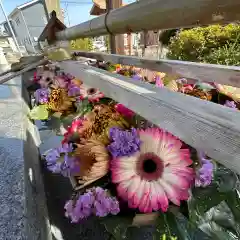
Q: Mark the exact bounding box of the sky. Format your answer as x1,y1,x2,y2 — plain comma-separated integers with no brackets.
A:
0,0,94,26
0,0,135,27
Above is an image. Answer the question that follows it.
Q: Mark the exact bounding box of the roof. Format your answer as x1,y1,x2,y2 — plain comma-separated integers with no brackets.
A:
16,0,40,10
90,0,106,16
38,11,66,43
90,0,126,16
8,0,40,18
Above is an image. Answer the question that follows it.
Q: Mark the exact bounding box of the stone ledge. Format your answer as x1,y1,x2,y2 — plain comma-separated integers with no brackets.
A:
22,71,52,240
0,72,52,240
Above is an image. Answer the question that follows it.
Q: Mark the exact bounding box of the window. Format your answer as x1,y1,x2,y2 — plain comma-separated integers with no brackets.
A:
15,17,20,25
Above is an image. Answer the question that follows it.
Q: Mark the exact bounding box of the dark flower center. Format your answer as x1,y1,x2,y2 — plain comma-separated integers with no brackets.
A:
137,152,164,181
143,159,157,173
87,88,97,95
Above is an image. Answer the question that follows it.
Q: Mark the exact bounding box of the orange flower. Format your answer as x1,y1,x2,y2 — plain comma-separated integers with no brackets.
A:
78,104,129,144
74,139,109,181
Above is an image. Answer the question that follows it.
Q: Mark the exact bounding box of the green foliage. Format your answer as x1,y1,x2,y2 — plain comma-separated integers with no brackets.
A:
167,24,240,64
98,163,240,240
70,38,93,51
203,43,240,66
104,36,110,53
159,29,178,46
29,104,49,120
101,215,133,240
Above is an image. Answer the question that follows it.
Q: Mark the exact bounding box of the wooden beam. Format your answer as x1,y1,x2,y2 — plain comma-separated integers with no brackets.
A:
59,61,240,174
0,59,48,85
56,0,240,40
106,0,124,54
71,51,240,87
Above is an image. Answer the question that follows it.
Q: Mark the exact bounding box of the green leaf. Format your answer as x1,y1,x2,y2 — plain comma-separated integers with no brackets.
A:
214,164,238,192
60,114,79,129
75,98,93,116
196,201,240,240
44,115,62,135
29,104,49,120
155,212,210,240
188,185,227,223
225,190,240,223
101,215,133,240
195,82,215,91
188,164,238,222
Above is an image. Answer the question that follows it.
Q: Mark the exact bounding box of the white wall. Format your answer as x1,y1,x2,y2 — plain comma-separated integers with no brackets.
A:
10,11,35,53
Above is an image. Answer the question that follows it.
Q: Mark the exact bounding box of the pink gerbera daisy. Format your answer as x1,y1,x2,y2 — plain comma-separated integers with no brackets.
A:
80,84,104,102
111,128,194,213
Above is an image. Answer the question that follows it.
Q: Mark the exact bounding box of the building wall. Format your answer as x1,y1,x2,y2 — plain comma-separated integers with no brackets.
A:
22,2,47,52
10,11,34,52
9,3,47,53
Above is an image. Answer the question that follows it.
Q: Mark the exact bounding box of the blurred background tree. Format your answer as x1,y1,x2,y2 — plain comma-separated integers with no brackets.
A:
71,38,93,51
167,24,240,65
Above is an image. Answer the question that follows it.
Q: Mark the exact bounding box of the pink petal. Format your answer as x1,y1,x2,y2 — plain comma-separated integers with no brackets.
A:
169,167,194,181
150,182,160,211
128,176,141,200
159,179,180,206
111,169,135,183
138,181,150,212
111,158,135,170
155,182,169,212
117,180,132,200
143,196,152,213
162,172,190,189
130,180,146,208
139,192,150,213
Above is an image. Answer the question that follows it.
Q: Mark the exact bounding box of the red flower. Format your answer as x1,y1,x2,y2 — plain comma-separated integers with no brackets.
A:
62,119,83,144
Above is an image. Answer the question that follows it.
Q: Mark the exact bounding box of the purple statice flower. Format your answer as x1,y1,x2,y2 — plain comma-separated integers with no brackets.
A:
44,143,79,177
58,143,73,153
132,74,142,81
34,88,49,104
195,151,214,187
224,100,237,109
64,187,120,223
155,75,164,88
68,84,80,97
60,155,80,177
107,127,141,158
64,200,75,218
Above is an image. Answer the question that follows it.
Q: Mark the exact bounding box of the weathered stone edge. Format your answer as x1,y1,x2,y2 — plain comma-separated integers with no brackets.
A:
22,70,52,240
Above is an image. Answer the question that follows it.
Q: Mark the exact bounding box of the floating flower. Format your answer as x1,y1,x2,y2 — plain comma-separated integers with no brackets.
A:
111,128,194,213
39,70,55,88
78,104,130,144
224,100,237,109
68,84,81,97
155,75,164,88
45,143,80,177
34,88,49,104
132,74,142,81
74,139,110,181
195,151,213,187
62,118,83,144
108,128,141,158
180,84,194,93
184,88,212,101
115,103,135,119
80,85,104,102
52,76,68,89
48,88,75,114
64,187,120,223
71,78,82,86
